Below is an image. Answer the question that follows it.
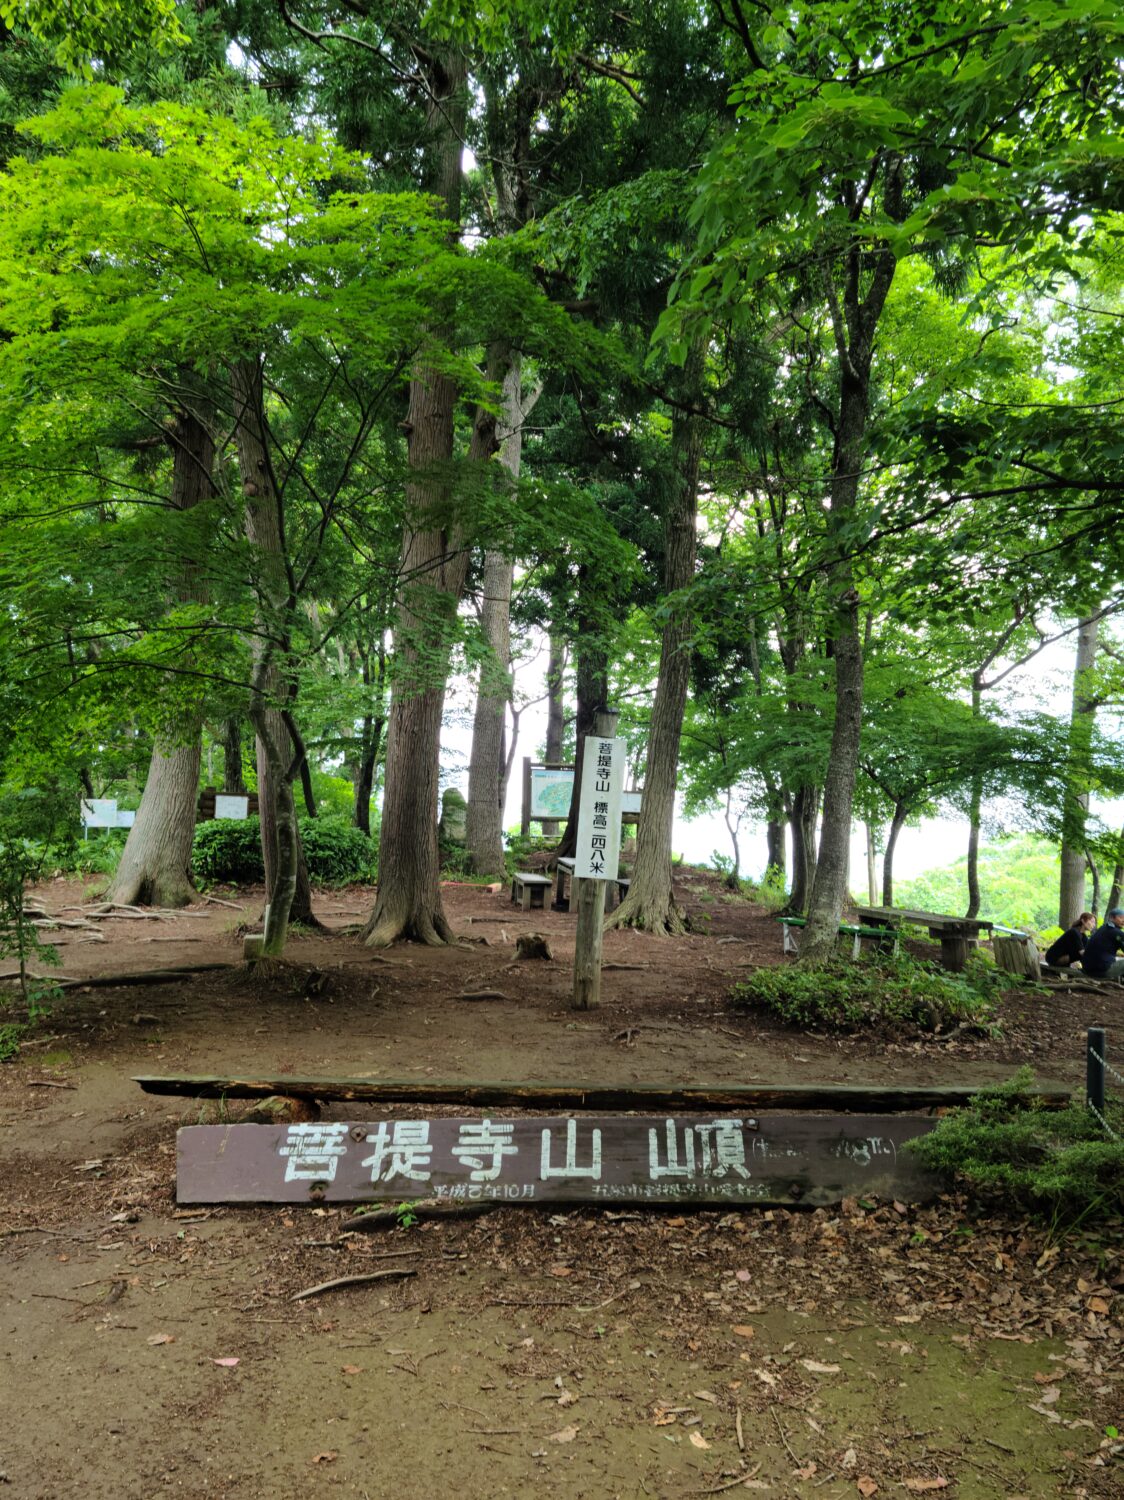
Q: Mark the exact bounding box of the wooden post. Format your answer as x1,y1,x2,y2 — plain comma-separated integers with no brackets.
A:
572,708,619,1011
521,756,532,837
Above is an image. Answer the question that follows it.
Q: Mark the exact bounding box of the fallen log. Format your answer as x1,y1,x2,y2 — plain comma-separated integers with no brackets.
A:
136,1073,1072,1113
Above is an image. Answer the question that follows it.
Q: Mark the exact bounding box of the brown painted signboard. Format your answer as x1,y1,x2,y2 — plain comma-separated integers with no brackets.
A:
177,1114,939,1208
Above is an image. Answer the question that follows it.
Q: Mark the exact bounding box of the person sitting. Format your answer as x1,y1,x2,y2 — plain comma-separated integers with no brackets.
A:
1079,908,1124,980
1044,911,1095,968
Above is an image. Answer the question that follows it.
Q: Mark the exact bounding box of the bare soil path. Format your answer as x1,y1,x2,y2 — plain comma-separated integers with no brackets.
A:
1,875,1120,1499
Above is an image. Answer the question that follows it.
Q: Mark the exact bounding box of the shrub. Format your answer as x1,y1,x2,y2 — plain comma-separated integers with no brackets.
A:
732,951,999,1033
192,815,375,886
908,1068,1124,1224
298,815,376,885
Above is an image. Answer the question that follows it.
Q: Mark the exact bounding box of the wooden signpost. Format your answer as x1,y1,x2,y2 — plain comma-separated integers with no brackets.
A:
572,708,624,1010
177,1112,939,1208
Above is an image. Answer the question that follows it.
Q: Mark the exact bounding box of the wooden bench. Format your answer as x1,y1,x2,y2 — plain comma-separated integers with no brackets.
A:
856,906,993,972
552,857,625,913
511,872,552,911
779,916,899,959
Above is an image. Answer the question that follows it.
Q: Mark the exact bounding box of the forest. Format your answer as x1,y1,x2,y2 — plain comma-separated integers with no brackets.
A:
1,8,1122,1500
0,0,1122,965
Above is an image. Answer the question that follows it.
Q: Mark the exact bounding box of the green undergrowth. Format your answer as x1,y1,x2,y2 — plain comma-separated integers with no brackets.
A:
732,951,1004,1033
908,1069,1124,1226
192,814,375,886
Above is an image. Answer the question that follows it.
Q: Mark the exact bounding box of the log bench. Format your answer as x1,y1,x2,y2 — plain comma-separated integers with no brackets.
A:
511,872,552,911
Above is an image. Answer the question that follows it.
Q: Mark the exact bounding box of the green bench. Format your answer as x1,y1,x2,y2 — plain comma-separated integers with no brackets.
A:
778,915,899,959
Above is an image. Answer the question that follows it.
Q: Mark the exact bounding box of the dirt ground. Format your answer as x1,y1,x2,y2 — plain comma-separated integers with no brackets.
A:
1,873,1121,1500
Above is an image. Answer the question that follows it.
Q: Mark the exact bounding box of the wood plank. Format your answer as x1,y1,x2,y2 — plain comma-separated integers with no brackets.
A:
857,905,994,933
137,1074,1072,1112
176,1113,941,1207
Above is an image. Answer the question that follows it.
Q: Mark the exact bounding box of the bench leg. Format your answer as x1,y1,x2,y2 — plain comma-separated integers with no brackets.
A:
939,935,970,972
510,879,518,905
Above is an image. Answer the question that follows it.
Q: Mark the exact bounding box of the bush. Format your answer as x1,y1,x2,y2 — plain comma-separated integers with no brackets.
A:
908,1068,1124,1223
298,815,376,885
192,815,375,886
732,951,1000,1033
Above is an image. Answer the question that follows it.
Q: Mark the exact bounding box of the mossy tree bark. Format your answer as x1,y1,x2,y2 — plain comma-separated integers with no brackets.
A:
107,402,214,908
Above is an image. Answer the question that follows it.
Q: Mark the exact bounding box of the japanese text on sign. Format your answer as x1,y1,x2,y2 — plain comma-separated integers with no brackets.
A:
574,736,625,879
176,1114,938,1206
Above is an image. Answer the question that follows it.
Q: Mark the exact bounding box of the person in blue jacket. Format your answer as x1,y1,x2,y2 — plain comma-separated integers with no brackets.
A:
1080,908,1124,980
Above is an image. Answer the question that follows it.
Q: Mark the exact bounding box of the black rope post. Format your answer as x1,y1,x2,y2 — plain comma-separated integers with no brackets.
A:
1086,1026,1106,1119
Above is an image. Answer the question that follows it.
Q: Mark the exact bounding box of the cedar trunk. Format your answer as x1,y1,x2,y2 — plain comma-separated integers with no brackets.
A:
465,356,523,878
607,344,705,934
107,403,214,908
554,625,609,862
364,51,471,947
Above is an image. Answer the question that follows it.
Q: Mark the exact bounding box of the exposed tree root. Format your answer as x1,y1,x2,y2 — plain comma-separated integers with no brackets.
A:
604,889,688,936
362,899,457,948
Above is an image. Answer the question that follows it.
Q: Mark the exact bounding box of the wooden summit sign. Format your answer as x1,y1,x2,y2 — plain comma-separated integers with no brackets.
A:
177,1113,939,1207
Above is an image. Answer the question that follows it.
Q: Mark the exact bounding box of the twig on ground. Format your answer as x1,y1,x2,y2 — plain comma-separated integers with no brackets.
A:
457,990,509,1002
201,896,244,910
25,1080,76,1090
689,1465,762,1495
290,1268,416,1302
770,1404,802,1467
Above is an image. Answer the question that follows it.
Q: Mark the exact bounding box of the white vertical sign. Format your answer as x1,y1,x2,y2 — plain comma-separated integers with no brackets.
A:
574,735,625,880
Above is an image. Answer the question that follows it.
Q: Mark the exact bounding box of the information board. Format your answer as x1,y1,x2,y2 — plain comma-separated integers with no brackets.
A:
214,794,250,820
573,735,625,879
177,1113,938,1206
80,799,118,829
529,767,574,819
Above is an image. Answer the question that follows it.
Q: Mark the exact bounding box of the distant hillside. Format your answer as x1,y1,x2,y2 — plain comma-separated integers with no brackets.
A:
878,835,1078,934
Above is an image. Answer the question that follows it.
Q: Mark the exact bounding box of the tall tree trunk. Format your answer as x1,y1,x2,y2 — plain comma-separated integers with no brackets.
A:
353,640,387,836
800,177,899,962
787,784,820,913
362,51,473,946
107,402,214,908
540,631,566,837
864,822,878,906
230,356,316,933
765,816,786,884
1104,822,1124,916
608,342,705,934
881,802,908,908
554,623,609,862
725,787,743,887
221,718,247,795
965,673,983,917
1058,613,1099,925
465,355,523,878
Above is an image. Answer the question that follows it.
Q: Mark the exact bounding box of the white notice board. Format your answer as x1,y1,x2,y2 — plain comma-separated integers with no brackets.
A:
81,799,118,829
214,794,250,820
574,736,625,880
